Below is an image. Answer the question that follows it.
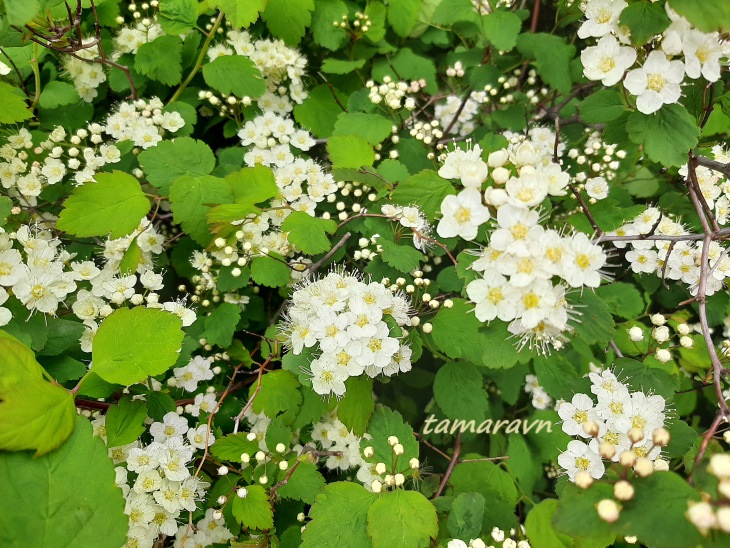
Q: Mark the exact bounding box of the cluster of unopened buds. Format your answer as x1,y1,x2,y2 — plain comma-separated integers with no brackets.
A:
366,77,425,110
363,436,419,493
686,453,730,534
410,120,444,145
333,11,371,33
627,314,693,364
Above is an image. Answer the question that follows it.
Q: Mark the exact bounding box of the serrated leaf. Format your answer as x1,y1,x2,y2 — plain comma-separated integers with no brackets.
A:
301,482,376,548
281,212,337,255
483,10,522,51
251,370,303,418
158,0,198,34
0,416,128,547
217,0,268,28
92,307,185,385
38,81,80,109
516,33,574,94
431,0,479,26
321,58,366,74
138,137,216,194
250,254,291,287
134,35,183,86
619,1,671,46
333,112,394,146
433,362,489,421
595,282,644,320
105,396,148,448
232,484,273,530
294,84,346,138
211,433,260,461
525,499,573,548
277,461,326,504
626,105,700,167
336,376,374,436
261,0,314,45
367,490,437,548
312,0,349,50
327,135,374,169
364,406,418,464
56,171,149,239
579,90,627,123
203,55,266,98
667,0,730,33
202,302,241,348
3,0,41,27
378,238,425,273
0,82,33,124
391,169,455,220
387,0,422,37
447,492,485,541
170,175,234,246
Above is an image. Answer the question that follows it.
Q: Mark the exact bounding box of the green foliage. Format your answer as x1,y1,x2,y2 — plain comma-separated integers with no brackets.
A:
216,0,267,28
667,0,730,33
367,489,438,547
391,170,455,220
525,499,573,548
0,416,128,547
327,135,375,169
231,484,274,530
250,254,292,287
202,55,266,98
262,0,314,45
138,137,216,194
202,302,241,347
433,362,489,421
301,482,376,547
619,1,671,46
447,492,485,541
516,33,574,94
56,171,150,239
483,9,522,51
378,238,424,272
336,376,375,436
626,104,700,167
321,58,367,74
579,90,627,123
365,406,419,464
158,0,198,34
277,461,326,504
170,175,233,246
282,212,337,255
105,396,148,448
251,370,303,419
332,113,394,145
0,82,33,124
92,307,185,385
211,433,260,461
387,0,422,37
0,332,75,455
134,35,183,85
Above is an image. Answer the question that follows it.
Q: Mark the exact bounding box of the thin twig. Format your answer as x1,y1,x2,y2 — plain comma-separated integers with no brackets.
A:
318,72,347,112
432,432,462,499
309,232,352,273
696,156,730,180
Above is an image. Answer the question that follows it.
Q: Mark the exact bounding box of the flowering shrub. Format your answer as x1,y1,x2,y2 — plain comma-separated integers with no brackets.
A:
0,0,729,547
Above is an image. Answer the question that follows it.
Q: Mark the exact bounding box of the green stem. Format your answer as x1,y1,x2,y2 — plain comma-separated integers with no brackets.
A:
30,43,41,110
167,11,224,105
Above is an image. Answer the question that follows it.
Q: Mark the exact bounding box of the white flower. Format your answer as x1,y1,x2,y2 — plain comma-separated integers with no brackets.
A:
150,412,189,443
558,393,599,437
682,29,723,82
436,189,491,241
562,232,606,288
578,0,627,39
0,61,11,76
466,273,518,323
505,167,549,208
585,177,609,200
623,51,685,115
558,440,605,480
310,356,347,396
581,34,637,86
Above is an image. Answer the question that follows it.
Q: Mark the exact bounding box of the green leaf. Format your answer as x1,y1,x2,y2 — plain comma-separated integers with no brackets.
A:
365,406,419,464
337,376,375,436
619,1,671,46
626,105,700,168
0,196,12,227
372,48,438,94
387,0,423,37
321,58,367,74
327,135,375,169
533,354,590,401
525,499,573,548
217,0,267,28
261,0,314,45
138,137,216,194
483,10,522,51
447,492,485,541
570,290,615,346
433,362,489,422
595,282,644,320
553,482,616,542
134,35,183,86
41,356,87,383
231,484,274,530
311,0,349,50
0,378,75,456
38,81,80,109
430,299,488,365
0,416,128,547
0,82,33,124
251,370,303,419
579,90,627,124
378,238,425,273
0,330,47,389
391,170,455,221
145,391,177,422
158,0,198,34
294,84,346,138
105,396,148,448
367,489,438,548
668,0,730,33
226,165,279,204
250,254,292,287
170,175,234,246
56,171,149,239
302,482,377,548
3,0,41,26
282,212,337,255
203,55,267,98
92,307,185,386
202,302,241,348
211,433,260,461
516,33,574,94
613,357,679,400
431,0,479,26
277,461,326,504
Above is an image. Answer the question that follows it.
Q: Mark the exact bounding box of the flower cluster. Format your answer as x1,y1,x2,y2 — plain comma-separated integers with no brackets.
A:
435,131,607,352
366,76,424,110
310,411,370,473
435,91,488,137
524,374,553,410
63,41,108,102
579,0,729,114
686,453,730,534
281,271,413,396
381,204,432,252
105,98,185,149
92,411,226,548
359,434,420,493
447,527,531,548
557,369,669,482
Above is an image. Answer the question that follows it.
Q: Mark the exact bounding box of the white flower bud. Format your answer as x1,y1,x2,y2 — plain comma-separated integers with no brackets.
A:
718,479,730,499
676,323,690,335
655,348,671,363
582,421,600,437
614,480,634,501
387,436,399,446
217,466,229,476
709,454,730,479
375,462,387,475
394,473,405,486
596,499,620,523
409,458,420,469
628,428,644,443
275,443,286,453
279,460,289,470
628,326,643,341
634,457,653,478
237,487,248,498
393,443,404,455
217,495,227,505
680,335,693,348
652,428,670,447
717,507,730,533
422,322,433,334
575,470,593,489
652,326,670,343
619,451,637,468
371,480,382,493
687,502,716,532
650,313,666,326
255,451,266,462
297,512,306,522
364,446,374,458
653,458,669,472
241,452,250,463
599,442,616,460
259,475,268,484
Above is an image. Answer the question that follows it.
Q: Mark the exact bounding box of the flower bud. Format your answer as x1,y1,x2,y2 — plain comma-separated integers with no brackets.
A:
687,502,716,532
628,326,643,342
596,499,620,523
652,428,670,447
620,451,637,468
237,487,248,498
393,443,404,455
680,335,693,348
582,421,600,437
599,442,616,460
634,457,654,478
718,479,730,499
575,470,593,489
364,446,374,458
717,507,730,533
394,473,405,486
375,462,387,475
650,313,666,326
709,454,730,479
614,480,634,501
655,348,671,363
409,458,420,470
628,427,644,443
652,326,669,343
371,480,382,493
676,323,690,335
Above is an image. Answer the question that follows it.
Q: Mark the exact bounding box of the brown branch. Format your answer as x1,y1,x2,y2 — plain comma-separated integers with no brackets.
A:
0,47,30,96
318,72,347,112
432,432,462,499
309,232,352,273
442,89,472,139
567,183,602,236
696,156,730,180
